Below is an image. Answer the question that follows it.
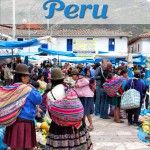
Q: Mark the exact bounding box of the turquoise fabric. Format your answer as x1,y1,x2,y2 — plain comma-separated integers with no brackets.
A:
0,127,7,150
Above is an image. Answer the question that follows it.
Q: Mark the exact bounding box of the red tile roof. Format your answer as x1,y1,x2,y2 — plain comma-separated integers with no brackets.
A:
129,32,150,45
0,25,130,38
16,23,43,30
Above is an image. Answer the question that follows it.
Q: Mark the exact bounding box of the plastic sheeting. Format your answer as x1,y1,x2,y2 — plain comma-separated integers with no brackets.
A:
39,48,76,57
0,39,40,49
144,70,150,86
61,59,95,64
0,54,20,59
0,127,7,150
128,68,134,78
138,109,150,143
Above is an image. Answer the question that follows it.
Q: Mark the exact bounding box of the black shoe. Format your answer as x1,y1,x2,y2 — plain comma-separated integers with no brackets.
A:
102,117,111,119
128,122,132,126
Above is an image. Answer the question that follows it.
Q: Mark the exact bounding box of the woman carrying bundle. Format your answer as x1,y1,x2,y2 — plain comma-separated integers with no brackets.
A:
45,68,93,150
0,64,42,150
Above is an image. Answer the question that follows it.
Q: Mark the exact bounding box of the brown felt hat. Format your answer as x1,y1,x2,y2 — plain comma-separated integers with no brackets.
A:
14,64,30,75
51,68,64,80
71,69,79,76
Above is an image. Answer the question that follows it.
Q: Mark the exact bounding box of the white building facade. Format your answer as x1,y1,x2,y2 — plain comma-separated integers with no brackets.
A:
0,26,130,59
129,33,150,56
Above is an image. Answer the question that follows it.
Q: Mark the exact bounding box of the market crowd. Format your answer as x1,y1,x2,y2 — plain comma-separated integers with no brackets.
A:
0,60,149,150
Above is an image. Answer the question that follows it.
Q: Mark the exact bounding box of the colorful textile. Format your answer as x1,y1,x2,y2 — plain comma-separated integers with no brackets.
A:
49,89,84,129
0,84,32,126
103,77,125,97
45,121,93,150
4,118,36,149
75,77,94,97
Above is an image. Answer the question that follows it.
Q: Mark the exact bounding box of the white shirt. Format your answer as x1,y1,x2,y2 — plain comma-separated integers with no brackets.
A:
47,84,66,102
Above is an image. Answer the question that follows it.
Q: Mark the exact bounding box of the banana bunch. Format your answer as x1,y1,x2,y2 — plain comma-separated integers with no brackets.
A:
142,121,150,134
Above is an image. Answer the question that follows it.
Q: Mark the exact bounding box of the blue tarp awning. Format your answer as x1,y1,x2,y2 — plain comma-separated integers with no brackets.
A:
0,55,20,59
39,48,76,57
19,52,41,56
0,39,40,49
61,59,95,64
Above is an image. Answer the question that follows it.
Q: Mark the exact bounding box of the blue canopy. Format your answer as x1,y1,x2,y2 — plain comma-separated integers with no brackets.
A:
39,48,76,57
61,59,95,64
0,39,40,49
19,51,41,56
128,68,134,78
0,55,20,59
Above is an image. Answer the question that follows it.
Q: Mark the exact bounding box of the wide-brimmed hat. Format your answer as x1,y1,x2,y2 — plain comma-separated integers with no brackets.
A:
71,69,79,76
77,64,83,69
134,70,141,78
14,64,30,75
51,68,64,81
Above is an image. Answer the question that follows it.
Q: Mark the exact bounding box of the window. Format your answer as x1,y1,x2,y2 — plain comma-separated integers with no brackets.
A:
138,44,140,52
17,38,23,50
109,38,115,51
87,38,93,40
41,43,48,49
17,38,23,41
131,47,134,53
67,39,73,51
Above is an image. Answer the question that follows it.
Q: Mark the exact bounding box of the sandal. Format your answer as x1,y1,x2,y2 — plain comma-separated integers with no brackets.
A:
88,125,94,131
115,120,124,123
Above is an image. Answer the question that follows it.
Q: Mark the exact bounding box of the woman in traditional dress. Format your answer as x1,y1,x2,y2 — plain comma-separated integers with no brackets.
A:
45,68,93,150
124,71,146,126
4,64,42,150
71,68,95,131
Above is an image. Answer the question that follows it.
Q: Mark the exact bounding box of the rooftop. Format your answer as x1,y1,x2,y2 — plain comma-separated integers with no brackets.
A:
0,25,130,38
129,32,150,45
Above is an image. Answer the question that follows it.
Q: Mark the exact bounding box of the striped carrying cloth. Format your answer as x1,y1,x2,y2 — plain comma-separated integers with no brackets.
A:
0,83,32,126
49,89,84,129
103,77,125,97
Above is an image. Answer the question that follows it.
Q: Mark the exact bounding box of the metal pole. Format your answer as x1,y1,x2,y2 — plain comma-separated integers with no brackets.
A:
28,5,31,53
12,0,16,40
0,0,1,24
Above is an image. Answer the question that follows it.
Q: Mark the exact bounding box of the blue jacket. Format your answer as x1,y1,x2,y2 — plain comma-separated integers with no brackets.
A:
19,88,42,121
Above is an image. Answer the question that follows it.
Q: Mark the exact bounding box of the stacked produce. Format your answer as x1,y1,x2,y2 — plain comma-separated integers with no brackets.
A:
35,116,51,147
138,109,150,142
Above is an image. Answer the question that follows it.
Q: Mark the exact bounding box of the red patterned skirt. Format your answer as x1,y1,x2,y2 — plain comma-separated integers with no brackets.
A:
4,118,36,149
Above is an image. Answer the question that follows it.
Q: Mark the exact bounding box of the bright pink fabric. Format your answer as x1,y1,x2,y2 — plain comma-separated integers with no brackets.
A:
75,77,94,97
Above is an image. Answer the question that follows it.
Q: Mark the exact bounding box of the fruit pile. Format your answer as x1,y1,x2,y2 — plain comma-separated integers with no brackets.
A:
138,109,150,143
142,121,150,135
35,116,51,146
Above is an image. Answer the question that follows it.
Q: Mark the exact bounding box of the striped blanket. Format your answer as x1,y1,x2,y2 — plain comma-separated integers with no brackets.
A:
0,83,32,126
103,77,125,97
49,89,84,129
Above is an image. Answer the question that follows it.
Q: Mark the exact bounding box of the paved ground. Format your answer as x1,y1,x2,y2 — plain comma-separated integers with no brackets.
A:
90,115,150,150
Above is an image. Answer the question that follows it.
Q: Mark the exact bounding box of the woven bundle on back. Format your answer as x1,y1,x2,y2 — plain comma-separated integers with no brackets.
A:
103,78,124,97
0,84,32,126
49,89,84,129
